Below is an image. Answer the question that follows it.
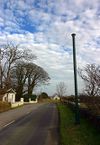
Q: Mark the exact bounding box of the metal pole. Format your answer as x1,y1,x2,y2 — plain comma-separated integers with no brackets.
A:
0,48,1,88
71,33,80,124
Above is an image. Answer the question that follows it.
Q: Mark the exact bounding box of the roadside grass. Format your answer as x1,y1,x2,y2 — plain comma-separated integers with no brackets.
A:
58,103,100,145
0,101,11,113
0,101,24,113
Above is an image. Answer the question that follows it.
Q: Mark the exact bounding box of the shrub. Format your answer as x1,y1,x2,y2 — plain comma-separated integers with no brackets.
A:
38,92,50,101
23,94,37,102
30,94,37,101
80,96,100,115
23,94,29,102
62,95,100,116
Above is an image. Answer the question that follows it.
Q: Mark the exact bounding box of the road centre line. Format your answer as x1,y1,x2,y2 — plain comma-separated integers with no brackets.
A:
26,111,30,114
2,111,31,129
3,120,15,128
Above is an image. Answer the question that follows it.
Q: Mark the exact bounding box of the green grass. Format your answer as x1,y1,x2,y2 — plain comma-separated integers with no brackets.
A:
57,103,100,145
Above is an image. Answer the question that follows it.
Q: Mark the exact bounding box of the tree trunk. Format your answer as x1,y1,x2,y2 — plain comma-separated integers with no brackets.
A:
16,86,23,101
28,83,35,96
28,86,33,96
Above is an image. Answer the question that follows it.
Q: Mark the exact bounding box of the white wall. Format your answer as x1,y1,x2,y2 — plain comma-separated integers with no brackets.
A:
53,96,60,100
29,98,38,103
2,93,16,103
8,93,15,103
11,101,24,108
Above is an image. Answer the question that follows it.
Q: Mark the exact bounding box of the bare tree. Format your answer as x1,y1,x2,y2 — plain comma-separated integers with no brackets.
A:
11,62,50,100
78,64,100,96
11,61,29,100
27,63,50,96
56,82,67,97
0,43,36,89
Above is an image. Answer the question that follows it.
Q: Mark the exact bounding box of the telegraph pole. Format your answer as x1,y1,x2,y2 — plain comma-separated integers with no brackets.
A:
71,33,80,124
0,48,1,88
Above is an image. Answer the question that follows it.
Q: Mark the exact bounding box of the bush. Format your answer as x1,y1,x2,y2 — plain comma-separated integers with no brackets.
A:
61,96,75,104
23,94,37,102
80,96,100,115
62,95,100,116
38,92,50,101
23,94,29,102
30,94,37,101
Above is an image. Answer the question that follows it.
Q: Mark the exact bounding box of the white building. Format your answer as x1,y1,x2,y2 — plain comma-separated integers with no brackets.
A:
1,88,16,103
53,94,60,100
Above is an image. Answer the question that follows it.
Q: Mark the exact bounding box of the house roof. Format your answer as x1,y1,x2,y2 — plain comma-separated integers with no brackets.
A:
0,88,16,100
54,95,60,98
6,88,16,94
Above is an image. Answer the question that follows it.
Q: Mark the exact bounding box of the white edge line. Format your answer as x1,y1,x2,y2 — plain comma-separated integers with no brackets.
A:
3,120,15,128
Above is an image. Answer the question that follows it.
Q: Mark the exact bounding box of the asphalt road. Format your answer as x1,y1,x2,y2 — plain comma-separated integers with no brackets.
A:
0,103,59,145
0,103,44,129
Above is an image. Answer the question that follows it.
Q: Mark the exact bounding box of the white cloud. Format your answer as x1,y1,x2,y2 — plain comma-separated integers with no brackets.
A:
0,0,100,95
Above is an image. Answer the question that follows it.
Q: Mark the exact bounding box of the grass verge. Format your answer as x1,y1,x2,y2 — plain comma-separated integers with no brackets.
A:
57,103,100,145
0,101,11,113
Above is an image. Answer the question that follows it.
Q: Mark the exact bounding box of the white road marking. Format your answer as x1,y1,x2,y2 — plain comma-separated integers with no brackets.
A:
3,120,15,128
26,111,30,114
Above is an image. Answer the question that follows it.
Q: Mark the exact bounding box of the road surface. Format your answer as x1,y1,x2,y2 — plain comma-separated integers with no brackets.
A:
0,103,59,145
0,103,44,129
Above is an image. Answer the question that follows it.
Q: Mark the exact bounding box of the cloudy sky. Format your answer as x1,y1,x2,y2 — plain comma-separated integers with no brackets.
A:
0,0,100,95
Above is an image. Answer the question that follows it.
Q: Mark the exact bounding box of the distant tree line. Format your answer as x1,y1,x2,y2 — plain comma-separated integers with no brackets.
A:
0,43,50,100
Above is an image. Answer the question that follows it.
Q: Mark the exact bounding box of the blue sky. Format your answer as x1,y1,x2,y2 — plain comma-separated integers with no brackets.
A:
0,0,100,95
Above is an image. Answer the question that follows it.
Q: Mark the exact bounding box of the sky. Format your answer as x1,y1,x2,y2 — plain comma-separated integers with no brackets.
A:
0,0,100,96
